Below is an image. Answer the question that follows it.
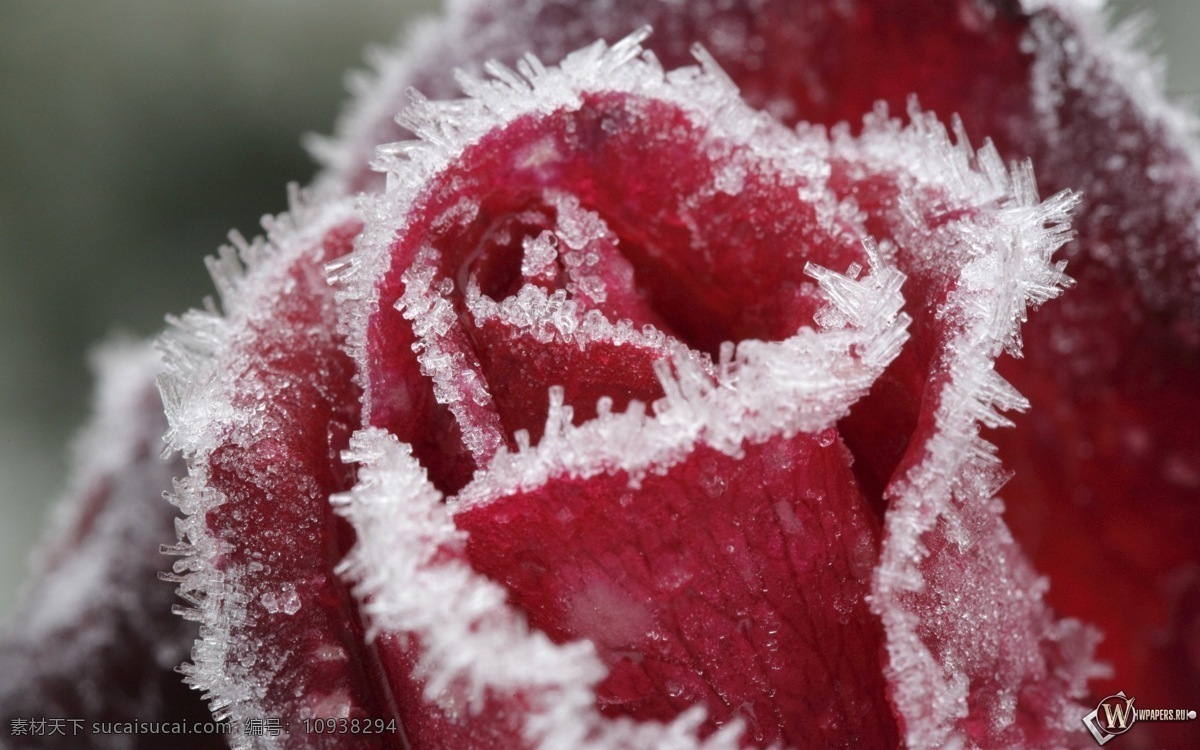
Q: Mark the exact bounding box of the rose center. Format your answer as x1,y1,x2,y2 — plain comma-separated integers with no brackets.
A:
365,91,874,490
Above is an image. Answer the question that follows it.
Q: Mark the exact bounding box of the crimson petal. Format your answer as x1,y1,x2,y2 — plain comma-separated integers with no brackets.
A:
158,198,402,747
456,433,894,747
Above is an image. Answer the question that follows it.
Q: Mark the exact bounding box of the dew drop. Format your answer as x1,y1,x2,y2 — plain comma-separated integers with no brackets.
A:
280,585,302,616
701,471,728,497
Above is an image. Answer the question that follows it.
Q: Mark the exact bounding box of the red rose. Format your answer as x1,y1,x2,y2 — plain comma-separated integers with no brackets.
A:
4,1,1198,749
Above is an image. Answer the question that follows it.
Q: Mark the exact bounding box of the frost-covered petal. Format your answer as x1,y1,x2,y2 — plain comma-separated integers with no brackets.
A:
817,107,1102,748
455,431,895,747
336,428,744,750
157,195,394,748
990,10,1200,744
313,0,1037,197
0,341,217,749
338,32,899,481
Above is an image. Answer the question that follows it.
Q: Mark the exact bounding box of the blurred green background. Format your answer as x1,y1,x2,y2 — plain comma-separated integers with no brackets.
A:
0,0,1196,616
0,0,436,615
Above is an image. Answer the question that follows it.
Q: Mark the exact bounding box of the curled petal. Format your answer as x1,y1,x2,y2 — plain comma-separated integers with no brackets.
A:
158,195,394,747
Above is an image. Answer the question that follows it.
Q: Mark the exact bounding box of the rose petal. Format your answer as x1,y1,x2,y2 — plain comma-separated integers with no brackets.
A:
312,1,1030,197
0,341,218,749
989,12,1200,744
336,428,744,749
341,33,891,467
158,196,399,746
455,432,895,747
821,107,1106,746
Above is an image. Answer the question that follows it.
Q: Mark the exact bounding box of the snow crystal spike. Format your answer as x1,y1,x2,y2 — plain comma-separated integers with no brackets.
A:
323,251,356,288
203,245,242,311
976,137,1009,191
862,237,883,272
689,43,738,95
603,25,653,70
483,58,530,92
452,65,481,96
516,52,546,83
951,113,973,155
160,542,192,557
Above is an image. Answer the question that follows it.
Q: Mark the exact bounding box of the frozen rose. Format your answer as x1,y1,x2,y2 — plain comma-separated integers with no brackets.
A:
4,1,1199,749
293,1,1200,744
157,33,1094,746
